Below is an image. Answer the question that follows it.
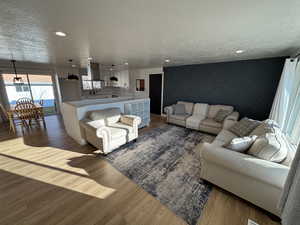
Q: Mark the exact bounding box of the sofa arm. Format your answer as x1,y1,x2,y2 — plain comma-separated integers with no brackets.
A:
120,115,141,127
96,126,112,153
223,111,239,130
164,105,174,114
164,105,174,122
200,143,289,189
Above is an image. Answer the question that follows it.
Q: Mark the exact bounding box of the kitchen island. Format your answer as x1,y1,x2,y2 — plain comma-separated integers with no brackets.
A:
61,97,150,145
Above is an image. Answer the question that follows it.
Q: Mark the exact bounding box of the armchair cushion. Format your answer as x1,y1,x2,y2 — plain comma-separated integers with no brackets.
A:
106,123,134,139
87,108,121,124
120,115,141,127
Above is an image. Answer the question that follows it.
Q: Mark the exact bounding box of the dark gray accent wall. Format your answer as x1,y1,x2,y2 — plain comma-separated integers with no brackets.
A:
163,57,285,120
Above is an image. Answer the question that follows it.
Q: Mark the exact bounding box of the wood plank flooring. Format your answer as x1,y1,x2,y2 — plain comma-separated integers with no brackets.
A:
0,115,281,225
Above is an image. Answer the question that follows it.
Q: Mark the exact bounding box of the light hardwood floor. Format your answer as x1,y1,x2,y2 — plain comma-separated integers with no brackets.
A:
0,115,281,225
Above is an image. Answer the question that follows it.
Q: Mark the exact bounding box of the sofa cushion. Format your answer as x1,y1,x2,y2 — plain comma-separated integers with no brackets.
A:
177,101,194,115
88,108,121,124
169,114,190,121
207,105,233,119
201,118,222,128
214,109,232,123
193,103,209,116
172,104,186,115
212,129,238,146
229,117,261,137
186,115,203,130
225,135,257,152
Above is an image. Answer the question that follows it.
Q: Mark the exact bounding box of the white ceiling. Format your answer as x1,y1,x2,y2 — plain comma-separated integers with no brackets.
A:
0,0,300,68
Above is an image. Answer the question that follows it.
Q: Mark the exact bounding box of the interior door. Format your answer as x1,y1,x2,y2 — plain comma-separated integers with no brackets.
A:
149,74,162,115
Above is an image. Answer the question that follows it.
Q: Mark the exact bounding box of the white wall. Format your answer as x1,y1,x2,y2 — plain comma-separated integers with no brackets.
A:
129,67,163,96
129,67,164,113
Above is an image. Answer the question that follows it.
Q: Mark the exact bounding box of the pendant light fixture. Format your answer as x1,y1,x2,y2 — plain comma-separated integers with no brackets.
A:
109,65,118,82
67,59,79,80
11,60,24,86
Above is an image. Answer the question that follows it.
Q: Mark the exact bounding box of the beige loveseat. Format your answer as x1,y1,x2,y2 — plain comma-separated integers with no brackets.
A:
164,101,239,134
80,108,141,154
197,120,295,216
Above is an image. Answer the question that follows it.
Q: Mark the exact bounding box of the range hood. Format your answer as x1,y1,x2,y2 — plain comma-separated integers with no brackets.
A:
87,62,102,81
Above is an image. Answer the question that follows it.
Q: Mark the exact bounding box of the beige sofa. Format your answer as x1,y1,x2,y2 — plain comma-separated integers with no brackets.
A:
80,108,141,154
164,101,239,134
197,122,295,216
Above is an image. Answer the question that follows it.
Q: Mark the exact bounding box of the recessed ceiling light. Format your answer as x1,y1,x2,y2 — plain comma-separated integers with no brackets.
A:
88,57,93,61
236,50,244,54
71,64,76,68
165,59,170,63
55,31,67,37
124,62,129,65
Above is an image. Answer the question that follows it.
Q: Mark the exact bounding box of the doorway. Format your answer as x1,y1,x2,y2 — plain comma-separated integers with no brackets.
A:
1,73,57,115
149,74,162,115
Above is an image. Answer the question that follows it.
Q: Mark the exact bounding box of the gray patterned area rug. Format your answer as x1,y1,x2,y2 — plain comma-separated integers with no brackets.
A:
105,124,214,225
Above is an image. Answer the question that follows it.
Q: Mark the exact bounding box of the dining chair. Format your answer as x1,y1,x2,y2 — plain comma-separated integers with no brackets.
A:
14,102,46,128
16,97,33,105
0,103,8,121
0,103,21,133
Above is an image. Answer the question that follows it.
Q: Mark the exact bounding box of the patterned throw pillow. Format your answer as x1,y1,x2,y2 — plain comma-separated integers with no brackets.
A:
248,121,288,163
214,109,232,123
248,132,288,163
229,117,261,137
225,135,257,152
172,104,186,115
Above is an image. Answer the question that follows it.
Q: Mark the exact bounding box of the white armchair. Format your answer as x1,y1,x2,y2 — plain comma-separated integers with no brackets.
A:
80,108,141,154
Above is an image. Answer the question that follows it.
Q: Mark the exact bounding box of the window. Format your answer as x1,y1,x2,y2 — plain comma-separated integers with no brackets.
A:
82,75,102,90
92,81,101,89
15,85,30,92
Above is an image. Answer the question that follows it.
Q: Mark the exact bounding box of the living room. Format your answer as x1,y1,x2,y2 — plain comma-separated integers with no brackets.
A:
0,1,299,225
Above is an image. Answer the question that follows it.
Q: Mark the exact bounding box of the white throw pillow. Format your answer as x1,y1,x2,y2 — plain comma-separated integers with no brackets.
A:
225,135,257,152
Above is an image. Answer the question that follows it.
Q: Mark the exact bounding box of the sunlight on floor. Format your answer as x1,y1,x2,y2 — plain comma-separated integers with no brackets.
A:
0,138,116,199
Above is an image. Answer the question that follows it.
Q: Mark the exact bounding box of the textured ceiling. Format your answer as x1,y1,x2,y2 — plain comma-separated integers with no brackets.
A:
0,0,300,68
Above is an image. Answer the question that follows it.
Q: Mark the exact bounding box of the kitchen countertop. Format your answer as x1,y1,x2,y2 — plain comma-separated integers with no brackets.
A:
64,96,149,107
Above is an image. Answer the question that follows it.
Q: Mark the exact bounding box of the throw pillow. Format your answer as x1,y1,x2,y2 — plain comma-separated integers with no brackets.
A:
229,117,261,137
224,135,257,152
250,119,279,136
214,109,232,123
172,104,186,115
248,132,288,163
